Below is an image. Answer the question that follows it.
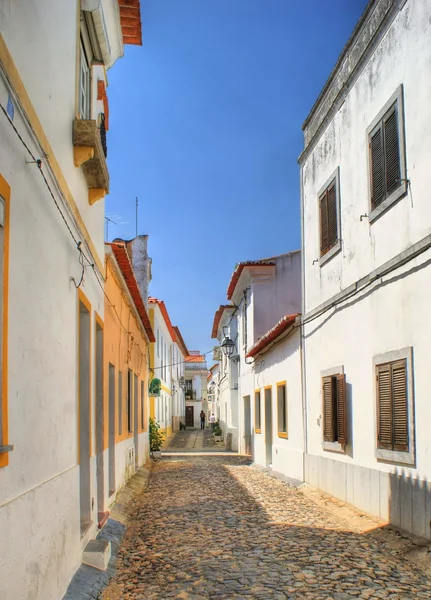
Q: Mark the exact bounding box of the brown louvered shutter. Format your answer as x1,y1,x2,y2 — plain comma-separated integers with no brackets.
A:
336,374,347,446
320,191,329,254
384,108,401,196
370,125,385,208
322,376,334,442
327,182,338,248
392,359,408,452
377,364,392,449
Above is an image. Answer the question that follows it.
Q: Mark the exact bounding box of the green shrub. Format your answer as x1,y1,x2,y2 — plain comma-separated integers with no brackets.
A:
149,417,165,451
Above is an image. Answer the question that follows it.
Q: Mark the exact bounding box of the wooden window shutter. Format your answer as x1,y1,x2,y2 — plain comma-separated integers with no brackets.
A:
370,125,385,208
392,359,408,452
322,376,334,442
377,364,393,449
384,108,401,196
319,192,329,254
336,374,347,446
327,183,337,248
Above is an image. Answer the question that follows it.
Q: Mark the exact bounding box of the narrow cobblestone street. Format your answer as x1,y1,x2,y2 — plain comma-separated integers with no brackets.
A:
102,453,431,600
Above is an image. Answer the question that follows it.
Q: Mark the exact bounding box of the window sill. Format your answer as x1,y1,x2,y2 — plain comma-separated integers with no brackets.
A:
322,440,345,454
375,448,415,466
320,240,341,267
369,183,407,223
0,445,13,454
278,432,288,439
255,428,262,434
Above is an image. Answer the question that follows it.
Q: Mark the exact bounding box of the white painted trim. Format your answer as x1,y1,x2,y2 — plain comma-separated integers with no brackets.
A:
321,365,344,377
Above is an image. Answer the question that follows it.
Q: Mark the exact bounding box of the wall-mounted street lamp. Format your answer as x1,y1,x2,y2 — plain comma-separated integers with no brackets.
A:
179,377,186,389
221,335,235,358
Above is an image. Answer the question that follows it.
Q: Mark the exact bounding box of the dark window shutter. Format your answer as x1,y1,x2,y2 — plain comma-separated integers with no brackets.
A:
320,192,329,254
377,364,393,449
323,376,334,442
370,125,385,208
384,109,401,196
327,183,338,248
392,359,408,452
336,374,347,446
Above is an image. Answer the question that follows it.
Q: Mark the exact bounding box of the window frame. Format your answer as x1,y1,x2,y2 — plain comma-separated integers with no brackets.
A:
367,85,407,223
118,370,123,436
254,389,261,434
321,365,346,454
373,347,415,466
78,38,91,120
0,175,11,466
317,167,341,266
277,381,288,439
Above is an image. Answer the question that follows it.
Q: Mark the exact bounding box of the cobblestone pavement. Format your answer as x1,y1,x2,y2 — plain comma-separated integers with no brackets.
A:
163,429,225,451
102,456,431,600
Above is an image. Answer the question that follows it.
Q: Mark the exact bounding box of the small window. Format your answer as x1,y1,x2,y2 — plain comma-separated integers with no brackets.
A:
277,383,288,438
157,329,160,358
370,104,400,210
79,40,91,119
118,371,123,435
367,86,407,221
254,390,261,433
322,374,346,446
319,178,338,257
376,359,408,452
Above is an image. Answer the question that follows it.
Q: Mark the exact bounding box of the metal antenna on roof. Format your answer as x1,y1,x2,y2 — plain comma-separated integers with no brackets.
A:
135,197,138,237
105,213,130,241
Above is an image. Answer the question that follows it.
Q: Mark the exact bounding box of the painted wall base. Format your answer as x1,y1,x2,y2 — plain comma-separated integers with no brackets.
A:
305,453,431,540
225,427,239,451
272,445,304,482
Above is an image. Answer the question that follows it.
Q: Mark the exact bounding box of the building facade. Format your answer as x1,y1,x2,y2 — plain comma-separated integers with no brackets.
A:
0,1,142,599
300,0,431,538
172,326,187,431
184,353,208,428
104,242,154,502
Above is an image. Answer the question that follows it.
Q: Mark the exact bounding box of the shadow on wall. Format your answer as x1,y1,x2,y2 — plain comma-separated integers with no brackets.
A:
389,468,431,540
112,456,431,597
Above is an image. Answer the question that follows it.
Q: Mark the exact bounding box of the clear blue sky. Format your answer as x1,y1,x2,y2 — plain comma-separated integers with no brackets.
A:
106,0,368,355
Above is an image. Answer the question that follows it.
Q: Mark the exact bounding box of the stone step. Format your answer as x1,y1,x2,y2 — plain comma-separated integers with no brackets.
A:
82,539,111,571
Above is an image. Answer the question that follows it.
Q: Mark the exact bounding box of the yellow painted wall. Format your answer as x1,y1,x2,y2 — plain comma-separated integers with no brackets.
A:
103,258,150,448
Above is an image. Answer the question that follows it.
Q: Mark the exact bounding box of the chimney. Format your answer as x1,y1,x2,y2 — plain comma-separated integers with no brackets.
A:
124,235,152,310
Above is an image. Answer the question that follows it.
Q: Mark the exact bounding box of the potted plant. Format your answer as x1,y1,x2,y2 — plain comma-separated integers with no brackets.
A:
213,422,223,442
149,417,165,458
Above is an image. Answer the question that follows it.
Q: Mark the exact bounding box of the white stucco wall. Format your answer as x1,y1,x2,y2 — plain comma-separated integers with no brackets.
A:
301,0,431,536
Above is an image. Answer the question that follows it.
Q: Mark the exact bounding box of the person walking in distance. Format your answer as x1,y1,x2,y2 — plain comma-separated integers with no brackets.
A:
200,410,206,430
209,413,216,431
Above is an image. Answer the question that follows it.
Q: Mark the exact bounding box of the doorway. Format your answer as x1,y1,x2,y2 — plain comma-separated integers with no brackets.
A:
243,395,252,456
186,405,194,427
78,299,91,534
108,364,115,496
95,321,104,516
264,387,273,467
134,373,139,466
127,369,133,434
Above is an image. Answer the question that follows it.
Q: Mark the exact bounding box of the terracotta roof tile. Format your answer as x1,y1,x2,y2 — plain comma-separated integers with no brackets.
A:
184,355,205,363
107,242,155,343
227,261,275,300
118,0,142,46
148,297,177,342
246,313,300,359
211,304,236,339
173,326,189,357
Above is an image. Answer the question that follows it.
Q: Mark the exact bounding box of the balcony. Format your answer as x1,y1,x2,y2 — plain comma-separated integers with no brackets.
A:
73,118,109,205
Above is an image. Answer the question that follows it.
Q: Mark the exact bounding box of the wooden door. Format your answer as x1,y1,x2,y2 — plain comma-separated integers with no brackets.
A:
186,406,194,427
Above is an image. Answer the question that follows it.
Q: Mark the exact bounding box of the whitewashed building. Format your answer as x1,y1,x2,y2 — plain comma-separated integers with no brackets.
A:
207,362,220,422
0,1,142,598
172,325,187,431
211,305,239,449
148,298,176,436
212,253,302,461
300,0,431,538
184,353,208,428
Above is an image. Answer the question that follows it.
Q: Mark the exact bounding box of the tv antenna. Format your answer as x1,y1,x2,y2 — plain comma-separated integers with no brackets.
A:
105,213,130,241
